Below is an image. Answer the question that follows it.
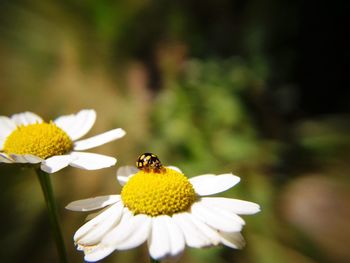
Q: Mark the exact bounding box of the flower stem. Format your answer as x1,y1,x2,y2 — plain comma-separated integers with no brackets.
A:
36,168,68,263
150,258,161,263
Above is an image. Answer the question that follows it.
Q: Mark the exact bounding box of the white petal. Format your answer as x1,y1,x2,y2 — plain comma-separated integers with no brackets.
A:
101,208,133,245
78,203,123,245
8,154,29,163
23,154,43,163
41,155,74,173
148,216,185,259
83,245,115,262
161,215,185,257
116,166,138,186
200,197,260,215
148,216,172,260
85,210,105,221
0,153,14,163
166,166,183,174
102,209,150,251
69,152,116,170
191,200,243,232
190,174,240,196
74,202,123,242
76,244,84,251
66,195,121,211
11,112,43,126
54,109,96,141
113,214,151,250
74,128,126,151
0,116,16,140
9,154,43,164
194,200,246,226
219,231,245,249
186,214,221,246
172,212,212,248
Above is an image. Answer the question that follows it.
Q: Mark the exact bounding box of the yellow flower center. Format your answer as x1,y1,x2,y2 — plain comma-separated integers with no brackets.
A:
121,167,196,216
3,122,73,159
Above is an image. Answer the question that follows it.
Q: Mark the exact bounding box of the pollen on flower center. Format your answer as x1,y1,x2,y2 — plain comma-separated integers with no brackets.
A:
3,122,73,159
121,167,196,217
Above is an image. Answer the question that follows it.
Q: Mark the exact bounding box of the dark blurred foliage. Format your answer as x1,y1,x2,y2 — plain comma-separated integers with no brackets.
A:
0,0,349,262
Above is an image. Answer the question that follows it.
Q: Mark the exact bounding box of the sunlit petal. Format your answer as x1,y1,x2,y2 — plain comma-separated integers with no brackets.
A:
191,200,243,232
190,173,240,196
78,203,123,245
113,213,151,250
41,155,74,173
69,152,116,170
66,195,121,211
54,109,96,140
74,202,123,242
9,154,43,164
83,245,115,262
172,212,212,248
148,216,172,260
74,128,126,151
201,197,260,215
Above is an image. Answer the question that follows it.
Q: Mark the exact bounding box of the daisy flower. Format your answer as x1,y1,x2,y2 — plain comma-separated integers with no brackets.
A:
66,153,260,262
0,109,126,173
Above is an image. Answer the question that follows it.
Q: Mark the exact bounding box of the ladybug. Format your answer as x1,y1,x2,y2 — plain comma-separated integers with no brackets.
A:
136,152,164,172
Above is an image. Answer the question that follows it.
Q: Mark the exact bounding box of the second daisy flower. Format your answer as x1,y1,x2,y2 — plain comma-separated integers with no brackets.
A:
0,109,125,173
67,153,260,262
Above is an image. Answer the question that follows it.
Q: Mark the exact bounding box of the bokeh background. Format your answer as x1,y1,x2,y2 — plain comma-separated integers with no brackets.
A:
0,1,349,262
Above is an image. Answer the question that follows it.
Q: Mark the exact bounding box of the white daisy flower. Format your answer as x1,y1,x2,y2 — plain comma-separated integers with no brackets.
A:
0,109,126,173
66,153,260,262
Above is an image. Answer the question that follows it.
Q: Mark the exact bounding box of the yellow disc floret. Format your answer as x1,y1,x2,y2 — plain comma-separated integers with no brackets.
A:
3,122,73,159
121,167,196,216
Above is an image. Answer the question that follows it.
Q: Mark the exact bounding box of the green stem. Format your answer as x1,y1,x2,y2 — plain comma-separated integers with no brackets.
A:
150,258,161,263
36,168,68,263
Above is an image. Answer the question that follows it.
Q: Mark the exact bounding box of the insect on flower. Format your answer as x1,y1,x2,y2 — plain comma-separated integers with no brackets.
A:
136,152,165,173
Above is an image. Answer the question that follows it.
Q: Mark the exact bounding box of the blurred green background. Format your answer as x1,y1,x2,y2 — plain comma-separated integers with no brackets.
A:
0,0,349,262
